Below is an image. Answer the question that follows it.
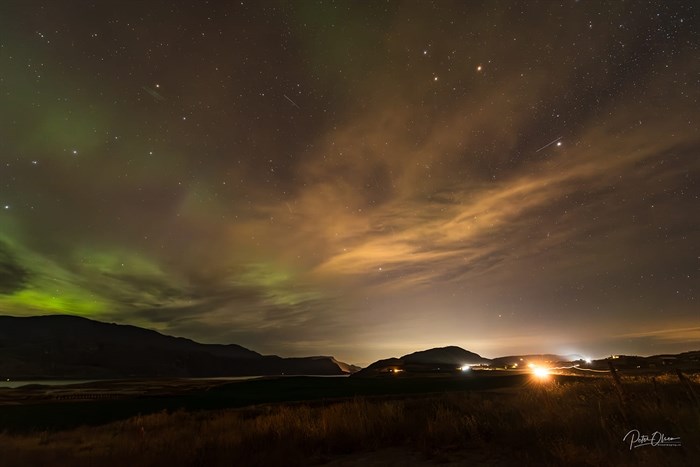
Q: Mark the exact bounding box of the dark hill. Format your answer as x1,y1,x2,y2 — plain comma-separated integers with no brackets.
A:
0,315,355,379
402,346,488,365
353,346,490,377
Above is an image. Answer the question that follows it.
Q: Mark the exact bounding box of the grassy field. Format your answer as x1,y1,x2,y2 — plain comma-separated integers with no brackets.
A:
1,372,698,466
0,372,530,432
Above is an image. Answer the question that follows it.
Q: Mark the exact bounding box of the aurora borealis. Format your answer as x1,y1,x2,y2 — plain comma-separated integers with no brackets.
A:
0,1,698,365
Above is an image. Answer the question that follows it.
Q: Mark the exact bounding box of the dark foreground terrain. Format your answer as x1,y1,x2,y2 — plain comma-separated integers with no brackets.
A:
1,370,698,466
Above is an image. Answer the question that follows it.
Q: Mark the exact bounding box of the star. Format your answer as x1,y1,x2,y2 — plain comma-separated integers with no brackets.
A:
0,0,695,369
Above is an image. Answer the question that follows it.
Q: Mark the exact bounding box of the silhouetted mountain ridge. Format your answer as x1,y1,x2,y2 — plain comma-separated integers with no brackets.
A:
355,347,700,377
0,315,356,378
354,346,490,377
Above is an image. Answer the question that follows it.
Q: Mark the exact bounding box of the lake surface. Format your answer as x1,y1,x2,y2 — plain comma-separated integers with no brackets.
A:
0,374,348,388
0,380,101,388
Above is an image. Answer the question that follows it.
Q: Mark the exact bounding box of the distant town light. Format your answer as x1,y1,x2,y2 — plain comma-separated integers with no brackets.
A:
532,367,550,380
460,364,471,372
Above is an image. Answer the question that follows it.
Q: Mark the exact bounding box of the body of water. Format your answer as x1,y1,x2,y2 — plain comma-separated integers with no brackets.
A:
0,379,101,388
0,374,349,388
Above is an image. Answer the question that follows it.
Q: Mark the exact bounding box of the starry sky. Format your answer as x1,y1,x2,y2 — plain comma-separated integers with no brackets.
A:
1,1,698,366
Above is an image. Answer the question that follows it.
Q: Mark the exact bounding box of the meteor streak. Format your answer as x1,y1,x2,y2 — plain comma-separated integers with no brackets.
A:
283,94,300,109
535,136,563,152
141,86,166,102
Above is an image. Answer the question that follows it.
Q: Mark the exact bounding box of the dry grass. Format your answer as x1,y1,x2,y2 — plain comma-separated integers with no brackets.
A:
1,375,698,466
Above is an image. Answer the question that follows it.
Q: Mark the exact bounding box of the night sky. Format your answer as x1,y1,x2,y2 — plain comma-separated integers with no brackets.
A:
1,1,698,366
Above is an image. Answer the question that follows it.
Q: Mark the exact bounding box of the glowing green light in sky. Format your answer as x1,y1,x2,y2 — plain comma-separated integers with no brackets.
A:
0,289,106,315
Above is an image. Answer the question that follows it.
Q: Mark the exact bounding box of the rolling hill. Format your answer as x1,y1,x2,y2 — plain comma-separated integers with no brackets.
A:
353,346,491,377
0,315,357,379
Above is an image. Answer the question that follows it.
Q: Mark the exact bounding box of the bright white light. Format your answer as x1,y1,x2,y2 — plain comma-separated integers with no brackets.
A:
584,358,592,364
533,367,550,379
460,365,471,372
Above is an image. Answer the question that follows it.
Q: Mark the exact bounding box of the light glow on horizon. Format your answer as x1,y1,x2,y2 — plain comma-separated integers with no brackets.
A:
531,366,551,381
